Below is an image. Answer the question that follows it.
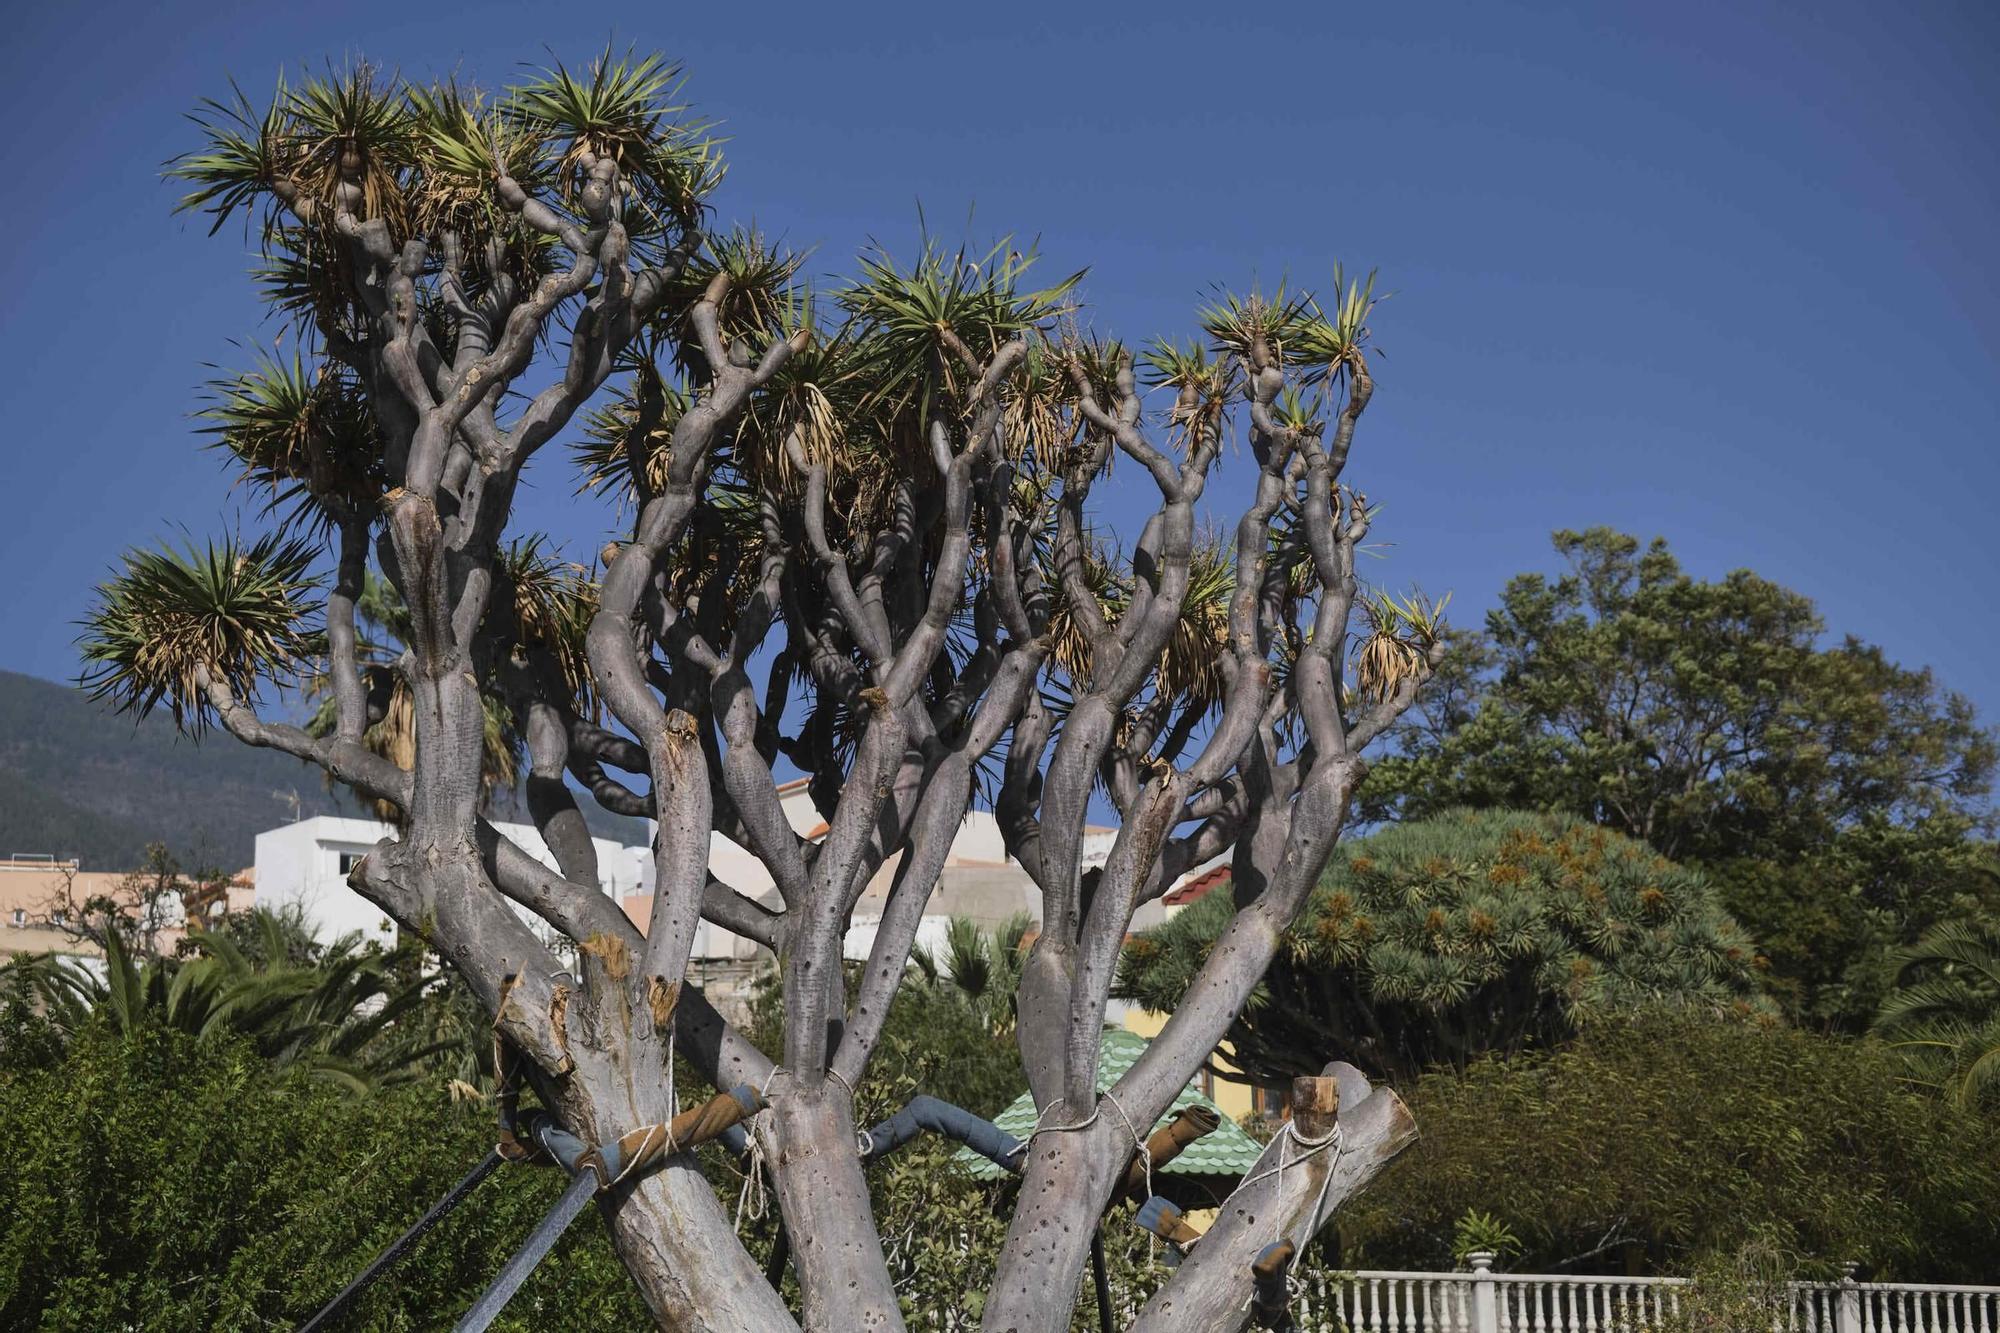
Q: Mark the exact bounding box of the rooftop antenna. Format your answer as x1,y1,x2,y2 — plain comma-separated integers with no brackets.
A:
273,789,301,824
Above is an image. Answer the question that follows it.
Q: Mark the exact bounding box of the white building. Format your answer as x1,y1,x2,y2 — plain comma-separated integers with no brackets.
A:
253,786,1191,1018
253,815,650,948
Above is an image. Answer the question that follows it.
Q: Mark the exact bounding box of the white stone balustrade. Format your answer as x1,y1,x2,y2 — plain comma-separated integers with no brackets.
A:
1278,1255,2000,1333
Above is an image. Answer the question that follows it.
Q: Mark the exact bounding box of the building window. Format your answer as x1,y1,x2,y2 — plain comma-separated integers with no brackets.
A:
9,909,22,927
337,851,364,876
49,911,66,928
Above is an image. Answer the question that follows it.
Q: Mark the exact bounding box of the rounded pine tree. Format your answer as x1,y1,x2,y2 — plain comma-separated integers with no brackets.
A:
1117,808,1766,1084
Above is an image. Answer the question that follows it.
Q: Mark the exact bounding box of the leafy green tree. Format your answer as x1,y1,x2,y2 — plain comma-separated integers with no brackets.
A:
1337,1012,2000,1279
1874,919,2000,1108
1360,528,1997,1028
1118,810,1764,1083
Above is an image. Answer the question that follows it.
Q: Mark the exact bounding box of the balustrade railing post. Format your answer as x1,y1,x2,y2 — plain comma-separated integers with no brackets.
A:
1837,1263,1863,1333
1470,1253,1500,1333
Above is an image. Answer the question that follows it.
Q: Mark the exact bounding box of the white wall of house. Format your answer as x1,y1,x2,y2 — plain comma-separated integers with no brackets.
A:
254,816,650,948
254,785,1194,976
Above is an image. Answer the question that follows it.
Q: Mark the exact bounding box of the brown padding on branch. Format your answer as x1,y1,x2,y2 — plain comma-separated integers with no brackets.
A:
1118,1104,1220,1199
586,1085,767,1188
1250,1240,1296,1328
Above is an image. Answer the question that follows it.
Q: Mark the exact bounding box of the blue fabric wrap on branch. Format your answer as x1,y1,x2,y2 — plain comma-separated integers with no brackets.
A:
1134,1195,1200,1267
1250,1240,1297,1329
859,1094,1025,1170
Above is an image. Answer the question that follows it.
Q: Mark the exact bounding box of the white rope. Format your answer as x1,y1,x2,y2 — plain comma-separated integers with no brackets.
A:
1101,1090,1151,1199
734,1126,769,1233
1099,1090,1157,1262
665,1028,678,1121
1235,1118,1346,1277
729,1065,787,1235
1028,1094,1098,1136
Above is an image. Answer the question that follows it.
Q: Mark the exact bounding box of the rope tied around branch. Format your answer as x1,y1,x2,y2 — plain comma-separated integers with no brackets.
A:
1238,1116,1346,1282
1013,1088,1160,1259
735,1129,770,1233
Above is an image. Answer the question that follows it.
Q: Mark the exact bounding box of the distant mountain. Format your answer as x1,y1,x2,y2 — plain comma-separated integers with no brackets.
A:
0,671,649,871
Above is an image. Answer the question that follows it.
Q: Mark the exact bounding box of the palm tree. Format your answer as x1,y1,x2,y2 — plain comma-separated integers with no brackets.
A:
0,909,464,1094
911,914,1032,1039
1874,920,2000,1108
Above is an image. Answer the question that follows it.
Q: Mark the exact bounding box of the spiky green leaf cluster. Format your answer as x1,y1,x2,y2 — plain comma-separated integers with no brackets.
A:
79,533,321,732
170,50,725,332
199,354,386,530
1197,267,1378,377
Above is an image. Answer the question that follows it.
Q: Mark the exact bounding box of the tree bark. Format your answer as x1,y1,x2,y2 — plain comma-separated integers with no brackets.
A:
1130,1065,1416,1332
764,1086,905,1331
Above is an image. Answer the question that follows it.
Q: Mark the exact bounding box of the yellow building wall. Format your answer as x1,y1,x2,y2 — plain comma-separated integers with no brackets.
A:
1121,1008,1259,1125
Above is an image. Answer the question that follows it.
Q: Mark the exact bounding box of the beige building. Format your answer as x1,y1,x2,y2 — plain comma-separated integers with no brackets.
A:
0,855,253,963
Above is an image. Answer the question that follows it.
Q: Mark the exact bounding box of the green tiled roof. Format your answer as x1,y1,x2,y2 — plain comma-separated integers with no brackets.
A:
956,1026,1265,1181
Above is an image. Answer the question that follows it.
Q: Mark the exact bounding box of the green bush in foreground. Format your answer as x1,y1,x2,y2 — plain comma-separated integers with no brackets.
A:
0,1014,643,1330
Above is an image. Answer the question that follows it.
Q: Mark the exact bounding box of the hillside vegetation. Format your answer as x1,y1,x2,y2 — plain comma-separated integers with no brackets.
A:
0,672,644,870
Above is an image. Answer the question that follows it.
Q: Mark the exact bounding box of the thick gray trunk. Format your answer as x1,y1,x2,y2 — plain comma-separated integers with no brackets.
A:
560,987,798,1331
765,1087,905,1331
602,1167,799,1331
981,1117,1127,1332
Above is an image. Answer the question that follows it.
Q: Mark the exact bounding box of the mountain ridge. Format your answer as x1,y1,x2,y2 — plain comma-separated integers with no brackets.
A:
0,671,648,870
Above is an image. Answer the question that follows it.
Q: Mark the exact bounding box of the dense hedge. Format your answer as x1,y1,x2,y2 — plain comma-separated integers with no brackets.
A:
1339,1011,2000,1279
0,1013,644,1330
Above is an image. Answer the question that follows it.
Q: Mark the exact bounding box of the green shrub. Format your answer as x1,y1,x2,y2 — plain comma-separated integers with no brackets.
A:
1120,809,1767,1083
0,1016,644,1330
1339,1011,2000,1279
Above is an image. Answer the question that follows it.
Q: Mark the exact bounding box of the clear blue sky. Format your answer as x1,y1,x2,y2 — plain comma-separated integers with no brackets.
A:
0,0,1993,721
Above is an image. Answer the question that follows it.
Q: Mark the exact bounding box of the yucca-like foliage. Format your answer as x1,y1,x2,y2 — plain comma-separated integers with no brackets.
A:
201,354,387,530
1356,587,1451,704
1118,809,1767,1084
79,533,320,733
1875,921,2000,1108
172,49,721,333
508,49,724,247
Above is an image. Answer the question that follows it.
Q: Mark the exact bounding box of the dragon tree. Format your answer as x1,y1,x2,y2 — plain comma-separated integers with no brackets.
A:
82,51,1446,1331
